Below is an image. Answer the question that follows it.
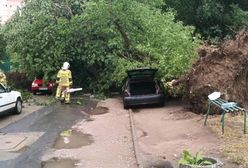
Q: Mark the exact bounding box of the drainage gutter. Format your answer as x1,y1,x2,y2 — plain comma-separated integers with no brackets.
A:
128,109,144,168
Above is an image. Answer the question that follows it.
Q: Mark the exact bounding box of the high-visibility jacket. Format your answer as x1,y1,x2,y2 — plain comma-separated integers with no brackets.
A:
56,69,72,86
0,71,7,86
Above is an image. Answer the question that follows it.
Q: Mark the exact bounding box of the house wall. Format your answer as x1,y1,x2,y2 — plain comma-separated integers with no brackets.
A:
0,0,23,24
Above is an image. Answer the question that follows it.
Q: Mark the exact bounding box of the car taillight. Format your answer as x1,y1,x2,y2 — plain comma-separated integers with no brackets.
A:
32,82,38,87
124,89,131,96
48,83,53,87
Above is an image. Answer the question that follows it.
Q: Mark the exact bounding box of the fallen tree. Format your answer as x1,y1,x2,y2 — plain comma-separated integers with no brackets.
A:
174,28,248,114
3,0,198,94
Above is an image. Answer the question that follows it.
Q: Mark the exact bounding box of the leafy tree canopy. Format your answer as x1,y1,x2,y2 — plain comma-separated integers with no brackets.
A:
164,0,248,41
0,25,6,60
3,0,199,93
0,26,7,64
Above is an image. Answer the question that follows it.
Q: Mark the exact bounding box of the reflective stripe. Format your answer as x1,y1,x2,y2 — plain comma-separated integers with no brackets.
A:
57,70,72,86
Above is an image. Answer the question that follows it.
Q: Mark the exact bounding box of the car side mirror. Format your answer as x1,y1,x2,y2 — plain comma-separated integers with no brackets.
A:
6,86,12,92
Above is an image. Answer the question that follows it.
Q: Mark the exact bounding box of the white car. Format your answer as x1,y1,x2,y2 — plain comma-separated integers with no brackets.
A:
0,83,22,114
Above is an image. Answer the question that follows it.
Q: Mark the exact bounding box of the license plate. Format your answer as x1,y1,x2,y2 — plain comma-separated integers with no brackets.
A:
39,87,48,91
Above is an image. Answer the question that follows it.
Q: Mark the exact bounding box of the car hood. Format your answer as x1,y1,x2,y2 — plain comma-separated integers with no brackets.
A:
127,68,158,79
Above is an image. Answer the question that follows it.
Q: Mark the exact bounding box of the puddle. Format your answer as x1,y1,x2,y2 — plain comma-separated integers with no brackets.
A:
90,106,109,115
41,158,78,168
81,99,98,113
54,130,94,149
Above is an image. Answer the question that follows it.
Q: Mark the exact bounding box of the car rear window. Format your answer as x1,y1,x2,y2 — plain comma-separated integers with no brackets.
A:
127,69,157,80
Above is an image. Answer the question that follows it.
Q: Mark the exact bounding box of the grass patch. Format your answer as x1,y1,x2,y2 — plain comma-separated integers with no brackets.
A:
17,89,33,102
209,113,248,166
230,155,245,165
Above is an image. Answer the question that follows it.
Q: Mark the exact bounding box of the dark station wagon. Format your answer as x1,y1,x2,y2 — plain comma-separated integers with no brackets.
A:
122,68,165,109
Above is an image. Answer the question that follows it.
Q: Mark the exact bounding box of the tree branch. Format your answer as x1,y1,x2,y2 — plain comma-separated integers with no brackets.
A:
114,19,155,62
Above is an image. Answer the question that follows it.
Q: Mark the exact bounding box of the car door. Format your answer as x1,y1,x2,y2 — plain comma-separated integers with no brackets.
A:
0,84,15,113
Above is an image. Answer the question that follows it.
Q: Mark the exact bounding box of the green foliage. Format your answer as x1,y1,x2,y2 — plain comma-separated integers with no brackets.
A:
6,72,32,90
179,150,213,166
230,4,248,30
3,0,199,94
164,0,248,41
18,89,33,102
0,27,7,64
136,0,164,8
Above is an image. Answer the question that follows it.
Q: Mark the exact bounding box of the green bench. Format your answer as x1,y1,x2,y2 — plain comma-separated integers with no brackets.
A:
204,97,247,134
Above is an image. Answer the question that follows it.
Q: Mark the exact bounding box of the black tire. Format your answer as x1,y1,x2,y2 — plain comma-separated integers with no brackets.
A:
33,91,37,95
14,98,22,114
123,102,129,109
159,100,165,107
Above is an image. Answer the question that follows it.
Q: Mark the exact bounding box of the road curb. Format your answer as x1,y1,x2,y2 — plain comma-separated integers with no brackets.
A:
128,109,144,168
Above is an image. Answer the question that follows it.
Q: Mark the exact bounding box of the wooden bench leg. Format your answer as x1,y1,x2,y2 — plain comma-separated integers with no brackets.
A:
204,102,211,126
221,112,226,134
244,111,247,134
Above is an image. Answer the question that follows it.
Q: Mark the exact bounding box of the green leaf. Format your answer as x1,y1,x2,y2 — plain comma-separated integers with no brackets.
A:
178,150,213,166
3,0,199,94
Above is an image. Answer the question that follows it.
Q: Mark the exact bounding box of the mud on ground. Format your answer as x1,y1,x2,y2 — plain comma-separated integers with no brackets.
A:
178,29,248,114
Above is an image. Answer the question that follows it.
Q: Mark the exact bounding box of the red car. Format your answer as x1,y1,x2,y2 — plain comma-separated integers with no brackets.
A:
31,77,53,95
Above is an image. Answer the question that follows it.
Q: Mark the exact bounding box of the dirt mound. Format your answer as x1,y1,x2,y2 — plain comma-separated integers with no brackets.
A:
183,29,248,114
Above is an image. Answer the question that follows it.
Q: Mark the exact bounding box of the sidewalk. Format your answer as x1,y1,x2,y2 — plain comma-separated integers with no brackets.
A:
131,101,220,168
41,98,232,168
42,98,137,168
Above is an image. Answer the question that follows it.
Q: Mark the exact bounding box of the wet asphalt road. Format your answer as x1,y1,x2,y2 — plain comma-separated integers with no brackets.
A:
0,101,91,168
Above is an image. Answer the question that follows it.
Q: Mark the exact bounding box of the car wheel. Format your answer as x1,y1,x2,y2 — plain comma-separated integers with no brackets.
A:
159,102,164,107
33,91,37,95
14,98,22,114
158,100,165,107
123,102,129,109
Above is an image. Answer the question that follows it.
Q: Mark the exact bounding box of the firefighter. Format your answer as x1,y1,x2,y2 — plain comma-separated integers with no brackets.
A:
0,69,7,86
55,62,73,104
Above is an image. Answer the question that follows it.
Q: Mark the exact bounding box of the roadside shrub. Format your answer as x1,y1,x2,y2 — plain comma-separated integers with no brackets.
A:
6,72,32,90
17,89,33,102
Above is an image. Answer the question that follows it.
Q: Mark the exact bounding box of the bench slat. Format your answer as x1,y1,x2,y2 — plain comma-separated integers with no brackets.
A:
210,101,229,112
234,106,245,111
211,98,244,112
205,96,246,134
213,99,224,105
